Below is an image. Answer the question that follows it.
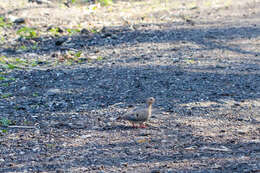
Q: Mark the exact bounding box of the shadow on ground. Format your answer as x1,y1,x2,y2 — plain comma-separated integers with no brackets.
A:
2,23,260,57
0,121,259,172
0,13,260,172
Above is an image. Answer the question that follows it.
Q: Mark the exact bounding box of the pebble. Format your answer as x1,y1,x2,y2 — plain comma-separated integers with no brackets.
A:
46,88,61,96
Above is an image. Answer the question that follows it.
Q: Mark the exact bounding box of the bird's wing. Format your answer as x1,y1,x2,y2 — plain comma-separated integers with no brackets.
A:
123,108,149,122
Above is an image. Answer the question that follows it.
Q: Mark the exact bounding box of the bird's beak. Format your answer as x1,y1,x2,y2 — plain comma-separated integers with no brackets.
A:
116,117,122,120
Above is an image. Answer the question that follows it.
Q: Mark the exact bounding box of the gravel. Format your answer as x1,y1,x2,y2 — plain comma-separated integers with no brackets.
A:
0,0,260,172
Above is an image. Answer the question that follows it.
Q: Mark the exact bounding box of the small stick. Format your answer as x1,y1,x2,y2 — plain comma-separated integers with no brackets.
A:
7,126,36,129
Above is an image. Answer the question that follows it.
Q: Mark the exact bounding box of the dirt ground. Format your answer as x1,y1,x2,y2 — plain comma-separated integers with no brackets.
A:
0,0,260,172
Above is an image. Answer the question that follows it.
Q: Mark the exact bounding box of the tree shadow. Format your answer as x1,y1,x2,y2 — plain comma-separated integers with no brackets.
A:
2,22,260,57
1,119,259,172
1,10,260,172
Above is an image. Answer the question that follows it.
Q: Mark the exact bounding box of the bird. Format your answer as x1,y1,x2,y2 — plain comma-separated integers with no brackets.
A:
118,97,155,128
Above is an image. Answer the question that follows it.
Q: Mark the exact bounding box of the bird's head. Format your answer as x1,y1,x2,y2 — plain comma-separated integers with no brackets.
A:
147,97,155,105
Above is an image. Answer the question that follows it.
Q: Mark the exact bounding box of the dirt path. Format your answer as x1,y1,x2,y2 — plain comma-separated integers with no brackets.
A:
0,0,260,172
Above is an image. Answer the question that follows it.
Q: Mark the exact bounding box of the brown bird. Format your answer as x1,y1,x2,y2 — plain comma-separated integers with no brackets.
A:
118,97,155,128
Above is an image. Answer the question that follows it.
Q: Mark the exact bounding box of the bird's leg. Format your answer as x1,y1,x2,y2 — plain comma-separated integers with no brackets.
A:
139,123,146,128
132,122,137,128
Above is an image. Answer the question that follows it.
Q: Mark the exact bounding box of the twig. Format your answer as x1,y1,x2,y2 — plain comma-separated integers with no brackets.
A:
7,125,36,129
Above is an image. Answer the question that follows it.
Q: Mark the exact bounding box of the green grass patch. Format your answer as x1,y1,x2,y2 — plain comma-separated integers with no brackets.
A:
0,73,15,87
7,63,17,69
97,56,103,61
0,56,48,69
18,45,27,51
1,93,12,99
90,28,98,33
32,93,39,97
1,129,7,133
0,117,12,126
98,0,113,6
0,76,6,80
48,27,61,36
66,28,80,35
0,17,12,28
1,83,9,87
74,51,82,58
17,27,38,39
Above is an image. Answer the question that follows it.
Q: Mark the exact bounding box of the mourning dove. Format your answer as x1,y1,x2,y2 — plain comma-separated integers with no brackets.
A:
118,97,155,128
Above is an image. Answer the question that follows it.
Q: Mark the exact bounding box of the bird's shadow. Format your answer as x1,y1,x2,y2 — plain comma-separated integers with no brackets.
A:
97,124,138,131
97,124,159,131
